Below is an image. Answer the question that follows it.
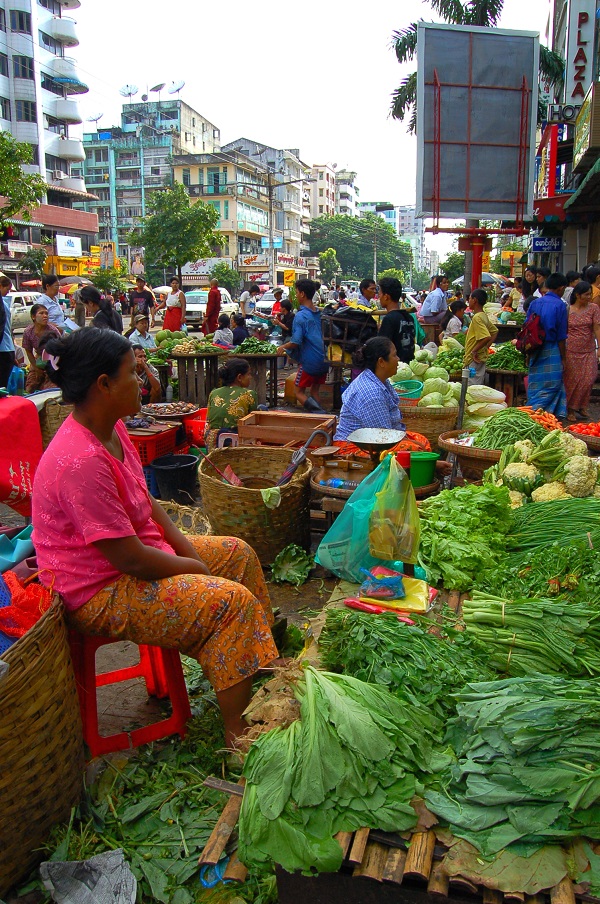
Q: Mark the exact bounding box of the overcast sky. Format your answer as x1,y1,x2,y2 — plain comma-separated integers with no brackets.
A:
74,0,552,259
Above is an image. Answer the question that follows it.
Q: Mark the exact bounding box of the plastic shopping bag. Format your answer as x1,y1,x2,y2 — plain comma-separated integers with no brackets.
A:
315,460,397,582
368,455,420,564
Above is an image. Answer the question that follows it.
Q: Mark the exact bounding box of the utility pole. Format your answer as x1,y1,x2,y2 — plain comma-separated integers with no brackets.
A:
267,172,275,288
373,228,377,283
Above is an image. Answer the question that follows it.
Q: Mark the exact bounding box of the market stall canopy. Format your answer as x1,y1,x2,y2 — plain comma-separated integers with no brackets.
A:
452,273,502,287
564,159,600,212
58,276,91,287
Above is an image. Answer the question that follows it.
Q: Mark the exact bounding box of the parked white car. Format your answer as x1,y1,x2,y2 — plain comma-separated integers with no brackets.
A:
255,287,290,316
184,287,236,330
9,292,41,330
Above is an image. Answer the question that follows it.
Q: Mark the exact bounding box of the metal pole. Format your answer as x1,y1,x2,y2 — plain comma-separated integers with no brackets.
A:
373,227,377,283
268,172,275,288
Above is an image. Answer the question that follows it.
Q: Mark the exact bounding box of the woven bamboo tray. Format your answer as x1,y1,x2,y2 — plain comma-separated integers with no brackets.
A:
438,430,501,482
570,430,600,453
199,447,312,564
39,397,74,449
0,596,84,895
399,404,458,451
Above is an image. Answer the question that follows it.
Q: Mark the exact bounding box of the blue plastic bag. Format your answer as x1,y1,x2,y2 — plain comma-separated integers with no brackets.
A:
315,458,398,582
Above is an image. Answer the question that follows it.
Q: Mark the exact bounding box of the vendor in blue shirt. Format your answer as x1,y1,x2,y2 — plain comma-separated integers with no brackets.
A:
335,336,404,440
277,278,329,413
419,274,450,324
38,273,65,331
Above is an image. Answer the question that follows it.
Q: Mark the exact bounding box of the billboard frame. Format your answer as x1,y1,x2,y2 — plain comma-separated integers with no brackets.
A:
416,22,539,223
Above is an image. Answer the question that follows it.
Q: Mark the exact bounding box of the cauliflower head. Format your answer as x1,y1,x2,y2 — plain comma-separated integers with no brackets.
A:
509,490,525,508
513,439,535,462
501,462,543,494
531,482,572,503
594,485,600,498
559,432,588,458
556,455,597,498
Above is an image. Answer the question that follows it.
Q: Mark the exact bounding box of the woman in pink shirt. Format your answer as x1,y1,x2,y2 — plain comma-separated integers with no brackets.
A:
32,327,278,747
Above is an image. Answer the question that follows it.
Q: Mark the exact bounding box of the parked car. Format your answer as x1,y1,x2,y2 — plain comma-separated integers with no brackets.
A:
184,287,236,330
9,292,41,330
255,287,290,316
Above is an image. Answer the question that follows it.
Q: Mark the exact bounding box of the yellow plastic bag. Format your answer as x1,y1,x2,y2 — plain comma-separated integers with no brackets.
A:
368,455,420,564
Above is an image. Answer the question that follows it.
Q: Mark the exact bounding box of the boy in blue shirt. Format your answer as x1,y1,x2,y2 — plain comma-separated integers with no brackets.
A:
277,278,328,412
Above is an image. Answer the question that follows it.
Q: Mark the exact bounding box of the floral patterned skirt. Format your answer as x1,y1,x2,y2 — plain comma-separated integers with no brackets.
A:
67,536,277,692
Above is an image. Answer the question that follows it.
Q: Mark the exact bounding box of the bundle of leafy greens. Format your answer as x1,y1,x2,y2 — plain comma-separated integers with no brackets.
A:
508,498,600,566
426,676,600,857
270,544,313,587
475,540,600,606
462,592,600,677
318,608,493,719
417,484,511,591
238,665,448,875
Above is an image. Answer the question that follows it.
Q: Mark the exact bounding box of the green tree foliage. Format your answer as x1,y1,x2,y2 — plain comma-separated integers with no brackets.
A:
129,183,223,282
412,268,433,290
91,262,130,296
209,261,241,296
391,1,564,130
309,214,412,278
440,251,466,283
17,247,47,278
377,267,406,284
0,133,46,227
318,248,341,286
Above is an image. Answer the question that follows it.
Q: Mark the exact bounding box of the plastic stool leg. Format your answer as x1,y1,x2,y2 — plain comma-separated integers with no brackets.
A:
129,649,191,748
144,645,170,698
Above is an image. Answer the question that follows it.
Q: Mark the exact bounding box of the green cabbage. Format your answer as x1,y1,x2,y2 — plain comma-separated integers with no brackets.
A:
443,397,459,408
441,337,464,351
418,392,444,408
466,385,506,404
415,348,432,362
448,382,462,401
422,377,448,397
424,366,449,383
410,360,429,377
393,362,414,381
271,544,313,586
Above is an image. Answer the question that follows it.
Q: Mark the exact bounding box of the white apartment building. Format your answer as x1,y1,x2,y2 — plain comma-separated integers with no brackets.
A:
311,163,336,218
335,169,359,216
429,249,440,276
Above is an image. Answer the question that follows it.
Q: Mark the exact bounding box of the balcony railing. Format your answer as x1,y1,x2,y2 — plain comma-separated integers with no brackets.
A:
186,183,235,198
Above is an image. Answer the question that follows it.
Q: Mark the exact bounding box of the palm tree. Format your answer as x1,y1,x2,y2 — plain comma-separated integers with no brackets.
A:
391,0,564,131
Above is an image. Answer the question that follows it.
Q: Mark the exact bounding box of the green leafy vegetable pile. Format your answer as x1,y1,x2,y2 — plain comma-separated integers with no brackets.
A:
318,609,493,719
417,484,511,591
238,665,447,875
426,676,600,857
508,497,600,565
473,408,547,449
270,544,313,587
486,343,528,372
463,592,600,677
233,338,278,354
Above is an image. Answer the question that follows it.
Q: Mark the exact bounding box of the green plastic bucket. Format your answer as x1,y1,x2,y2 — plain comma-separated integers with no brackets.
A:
393,380,423,405
410,451,439,488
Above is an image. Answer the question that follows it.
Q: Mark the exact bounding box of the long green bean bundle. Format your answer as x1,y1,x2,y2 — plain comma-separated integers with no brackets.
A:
508,497,600,563
463,591,600,677
473,408,547,449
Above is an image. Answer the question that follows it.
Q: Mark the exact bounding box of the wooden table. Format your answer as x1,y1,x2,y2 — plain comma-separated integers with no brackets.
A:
231,352,279,407
486,367,526,407
494,322,521,344
171,352,226,407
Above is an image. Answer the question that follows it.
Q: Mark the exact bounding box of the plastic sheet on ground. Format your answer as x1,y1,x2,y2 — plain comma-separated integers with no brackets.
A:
39,849,137,904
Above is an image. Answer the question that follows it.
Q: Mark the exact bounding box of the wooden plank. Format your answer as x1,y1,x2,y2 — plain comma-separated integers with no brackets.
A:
550,878,576,904
449,875,480,895
334,831,353,859
199,793,243,865
483,890,503,904
504,894,525,904
404,830,436,880
428,860,450,897
223,852,248,882
348,827,370,864
352,841,388,881
381,847,407,885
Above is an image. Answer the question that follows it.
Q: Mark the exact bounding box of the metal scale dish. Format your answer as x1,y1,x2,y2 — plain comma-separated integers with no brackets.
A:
346,428,406,467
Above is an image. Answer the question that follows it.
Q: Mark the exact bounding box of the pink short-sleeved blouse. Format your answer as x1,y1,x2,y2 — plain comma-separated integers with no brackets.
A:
32,416,175,610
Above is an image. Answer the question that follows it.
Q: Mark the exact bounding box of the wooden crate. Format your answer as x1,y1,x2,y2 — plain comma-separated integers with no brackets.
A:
237,410,336,447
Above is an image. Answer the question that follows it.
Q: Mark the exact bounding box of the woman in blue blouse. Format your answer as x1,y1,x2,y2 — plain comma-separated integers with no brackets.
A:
335,337,404,440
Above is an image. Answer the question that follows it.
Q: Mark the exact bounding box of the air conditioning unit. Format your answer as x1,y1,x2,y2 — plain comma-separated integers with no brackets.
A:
52,170,68,180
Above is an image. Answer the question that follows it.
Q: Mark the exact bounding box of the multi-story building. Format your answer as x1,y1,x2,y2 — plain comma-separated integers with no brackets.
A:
223,138,312,284
172,149,272,287
335,169,359,216
429,250,440,276
311,163,336,219
72,100,220,260
0,0,99,283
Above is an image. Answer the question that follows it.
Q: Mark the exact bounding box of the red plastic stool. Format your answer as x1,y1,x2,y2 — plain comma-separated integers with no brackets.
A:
68,632,192,757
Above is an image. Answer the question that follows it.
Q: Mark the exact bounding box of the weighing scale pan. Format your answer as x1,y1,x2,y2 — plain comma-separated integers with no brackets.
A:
347,428,406,465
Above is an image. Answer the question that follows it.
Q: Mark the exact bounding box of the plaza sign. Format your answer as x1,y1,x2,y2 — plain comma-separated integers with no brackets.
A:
565,1,595,102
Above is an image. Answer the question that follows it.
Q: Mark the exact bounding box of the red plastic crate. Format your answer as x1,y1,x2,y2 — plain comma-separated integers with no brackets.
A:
128,427,177,465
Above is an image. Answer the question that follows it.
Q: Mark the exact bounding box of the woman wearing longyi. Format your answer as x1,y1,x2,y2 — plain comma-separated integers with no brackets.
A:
31,327,278,747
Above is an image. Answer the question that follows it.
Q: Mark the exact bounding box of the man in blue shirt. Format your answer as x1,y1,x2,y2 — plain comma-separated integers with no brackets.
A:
420,274,450,323
277,278,328,412
38,273,65,332
0,275,15,387
358,278,377,309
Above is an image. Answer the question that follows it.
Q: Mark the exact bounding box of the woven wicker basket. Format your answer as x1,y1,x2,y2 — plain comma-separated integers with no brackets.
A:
0,597,84,896
570,431,600,453
438,430,502,482
199,447,312,564
399,403,458,451
39,398,74,449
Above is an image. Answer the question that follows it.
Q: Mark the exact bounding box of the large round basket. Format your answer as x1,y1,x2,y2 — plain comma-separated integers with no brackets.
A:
570,431,600,453
438,430,502,482
199,447,312,565
399,403,458,451
39,398,74,449
0,597,84,896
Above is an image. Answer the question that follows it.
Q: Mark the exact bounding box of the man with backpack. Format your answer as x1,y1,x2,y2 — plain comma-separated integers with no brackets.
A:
378,276,415,364
463,288,498,385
